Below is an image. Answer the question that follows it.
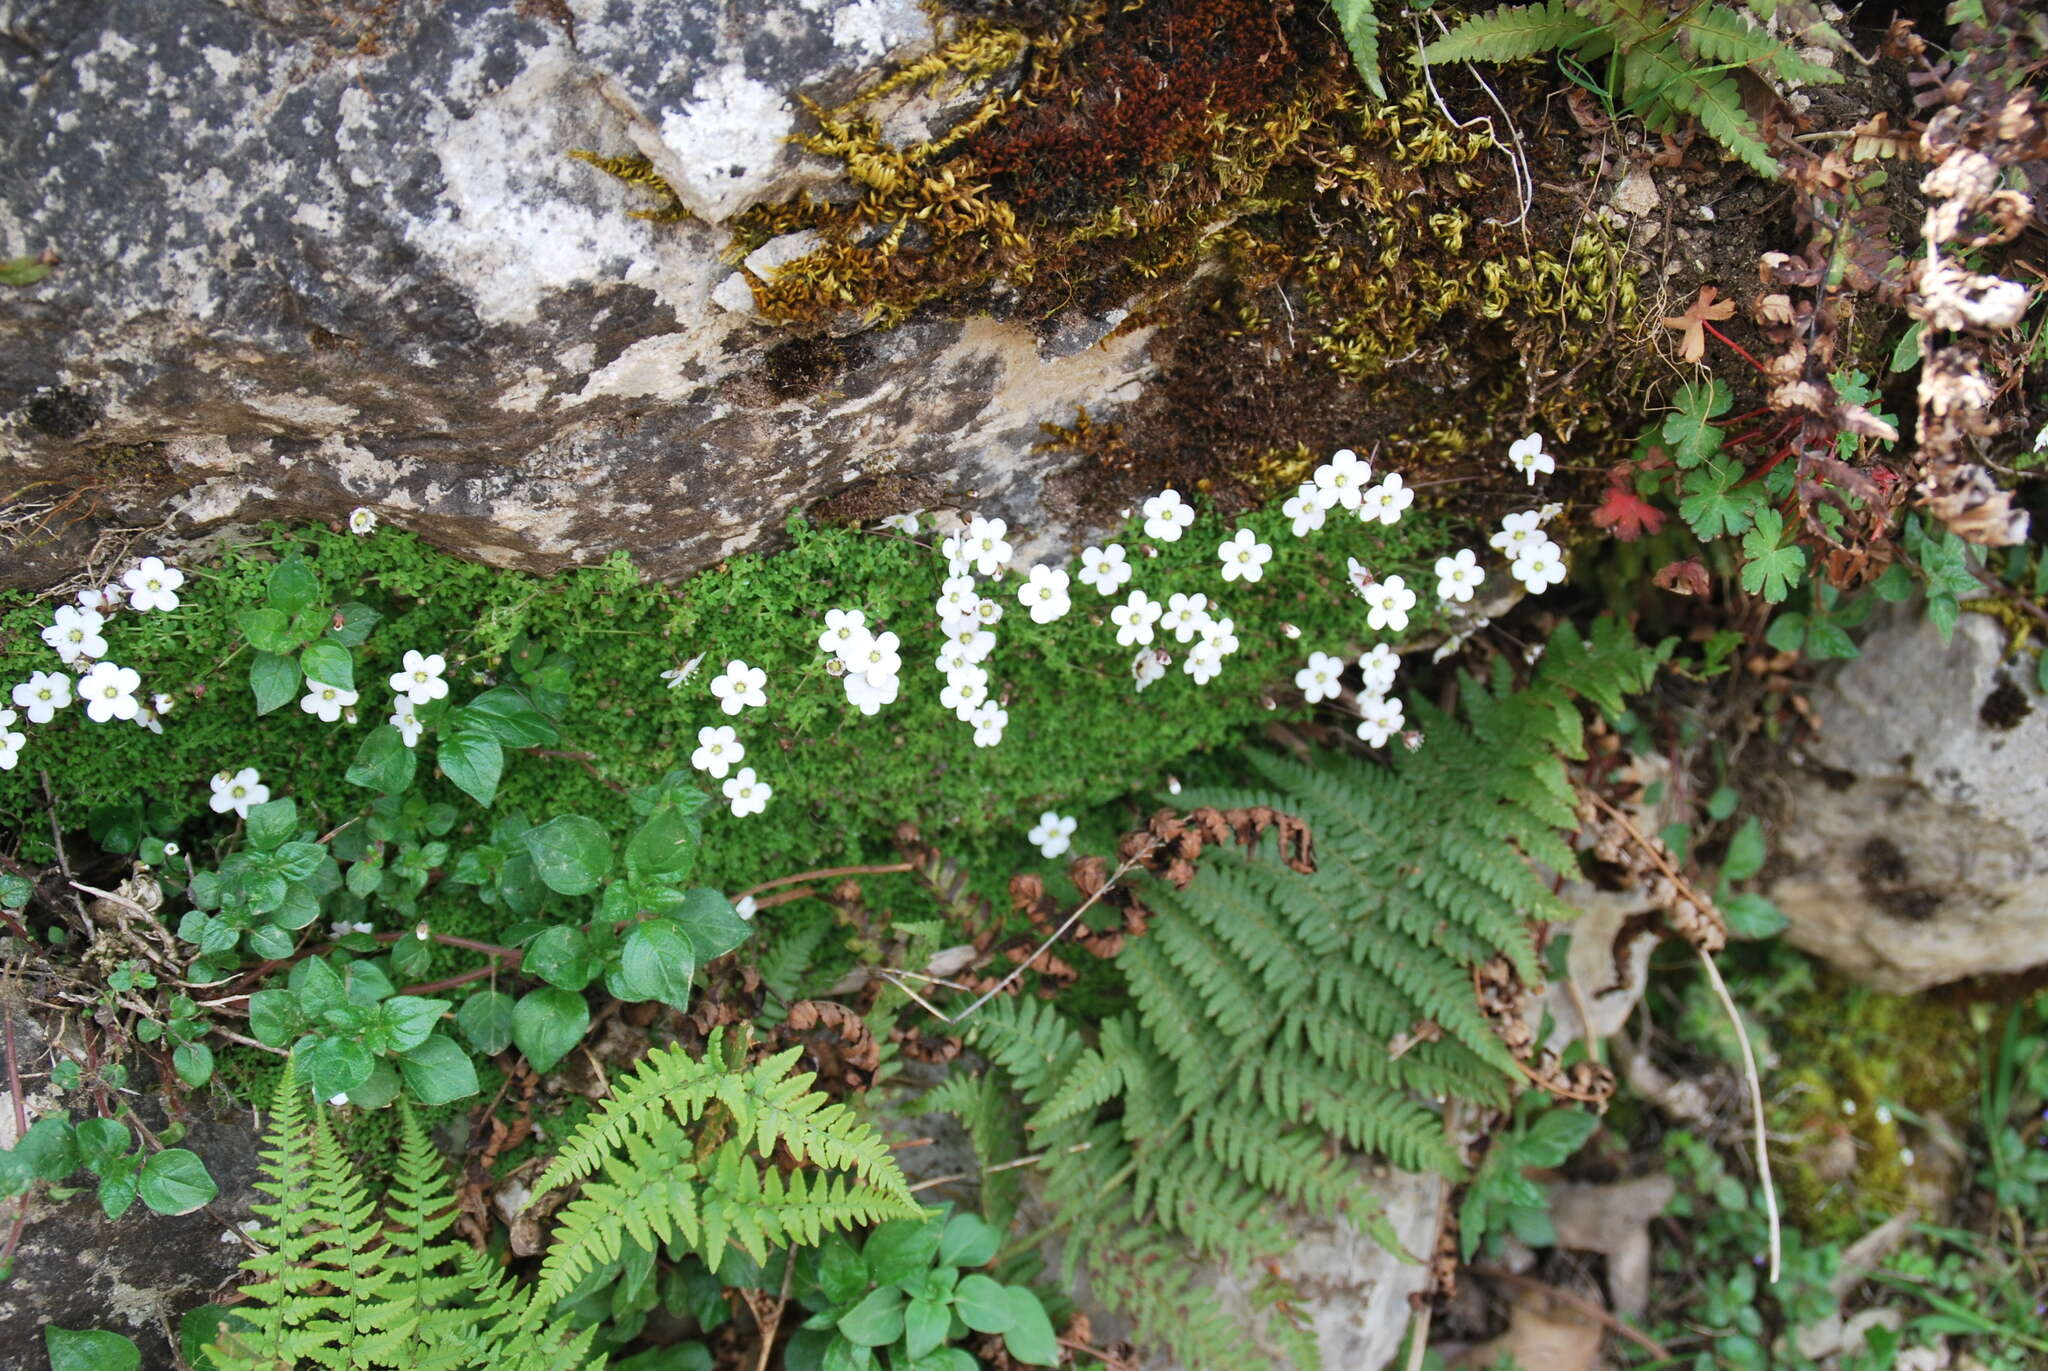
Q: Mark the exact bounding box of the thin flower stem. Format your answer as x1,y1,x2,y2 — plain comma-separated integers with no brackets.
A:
734,862,913,900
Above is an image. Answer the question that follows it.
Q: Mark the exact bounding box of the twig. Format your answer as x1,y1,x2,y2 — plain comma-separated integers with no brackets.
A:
1403,1303,1432,1371
754,1253,795,1371
1510,1053,1611,1103
939,847,1152,1025
1565,975,1604,1063
5,1005,27,1139
208,1026,289,1057
906,1142,1094,1193
1471,1266,1673,1359
38,771,92,934
734,862,914,901
1697,944,1781,1284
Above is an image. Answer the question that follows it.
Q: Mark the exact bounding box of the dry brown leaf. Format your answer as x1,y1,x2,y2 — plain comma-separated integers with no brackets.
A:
1661,285,1737,363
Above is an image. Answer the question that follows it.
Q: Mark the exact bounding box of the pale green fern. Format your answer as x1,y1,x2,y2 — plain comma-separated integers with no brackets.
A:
940,618,1664,1369
1334,0,1388,99
1415,0,1842,177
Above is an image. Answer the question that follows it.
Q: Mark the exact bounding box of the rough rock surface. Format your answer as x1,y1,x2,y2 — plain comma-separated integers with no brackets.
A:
1764,603,2048,993
0,0,1150,586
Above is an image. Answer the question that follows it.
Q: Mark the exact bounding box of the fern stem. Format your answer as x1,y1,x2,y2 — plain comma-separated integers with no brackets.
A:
943,847,1155,1025
1696,944,1780,1284
734,861,914,901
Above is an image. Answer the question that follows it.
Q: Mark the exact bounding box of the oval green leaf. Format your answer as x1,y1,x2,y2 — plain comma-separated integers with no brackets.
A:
138,1148,218,1215
519,815,612,896
511,986,589,1073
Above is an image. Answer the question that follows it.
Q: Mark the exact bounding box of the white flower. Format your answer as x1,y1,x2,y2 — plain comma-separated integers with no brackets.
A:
880,512,920,535
121,557,185,613
1357,644,1400,695
1345,556,1375,600
0,710,23,771
329,920,375,939
1077,544,1133,595
935,576,981,625
1537,502,1564,524
1356,695,1405,747
1183,645,1223,685
150,692,174,715
134,705,165,735
12,670,72,724
1109,590,1163,647
389,650,450,705
1489,510,1544,559
846,631,902,684
939,665,989,717
348,507,378,535
937,625,995,669
692,725,744,779
1294,651,1345,704
817,608,872,659
1312,449,1371,510
76,585,124,612
660,654,704,690
79,661,141,723
1363,576,1418,633
161,842,179,857
1161,592,1212,644
963,516,1013,576
1508,432,1555,483
844,670,900,716
1361,473,1414,526
1027,811,1078,860
390,696,422,748
1512,541,1568,594
722,766,771,817
734,894,758,921
969,702,1008,747
971,595,1004,628
1898,1147,1915,1168
1131,649,1169,692
1141,488,1195,542
209,767,271,819
1199,615,1240,657
709,659,767,715
1216,529,1273,583
41,606,107,665
1434,549,1485,603
1282,485,1327,537
939,534,974,577
1017,565,1072,624
299,679,358,723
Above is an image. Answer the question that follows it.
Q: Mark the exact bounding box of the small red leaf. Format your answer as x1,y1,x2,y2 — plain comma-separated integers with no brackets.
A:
1655,559,1711,596
1592,483,1668,541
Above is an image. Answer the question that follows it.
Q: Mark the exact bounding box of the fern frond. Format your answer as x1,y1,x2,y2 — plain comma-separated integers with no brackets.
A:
1414,0,1600,63
1333,0,1388,99
1680,3,1841,85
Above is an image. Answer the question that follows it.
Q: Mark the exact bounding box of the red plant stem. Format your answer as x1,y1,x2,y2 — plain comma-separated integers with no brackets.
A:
1714,406,1773,427
1736,443,1801,487
734,862,914,901
1702,321,1771,374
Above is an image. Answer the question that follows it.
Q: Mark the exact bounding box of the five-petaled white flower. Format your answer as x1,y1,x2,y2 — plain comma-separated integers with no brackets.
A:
1199,615,1240,658
76,585,124,613
1077,544,1133,595
1109,590,1163,647
963,516,1013,577
1028,811,1078,860
390,695,423,748
1434,549,1485,603
938,625,995,667
939,667,989,718
1508,432,1555,484
844,671,900,716
1489,510,1544,559
1183,645,1223,685
12,671,71,724
1537,502,1564,524
692,725,745,778
1282,485,1327,537
390,650,450,705
846,631,901,684
299,679,358,723
722,766,772,817
1141,489,1195,543
79,661,141,723
935,576,981,626
1357,644,1399,696
1131,648,1169,692
1355,695,1406,748
210,767,271,819
817,608,872,659
348,507,378,535
330,919,376,939
1512,541,1568,594
880,512,919,535
1217,529,1273,584
42,606,107,665
1161,592,1211,644
939,533,974,578
1361,473,1414,526
660,654,704,690
710,659,768,714
122,557,184,613
969,702,1008,747
1017,565,1072,624
1363,576,1418,633
1313,449,1370,510
1294,651,1345,704
0,710,23,771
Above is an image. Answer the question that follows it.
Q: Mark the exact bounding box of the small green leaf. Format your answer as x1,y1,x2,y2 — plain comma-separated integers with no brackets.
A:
953,1274,1017,1334
997,1286,1060,1367
438,731,505,808
1517,1108,1600,1168
243,798,298,853
453,685,559,748
1889,320,1924,373
138,1149,218,1215
75,1117,130,1165
179,1304,243,1371
836,1287,906,1347
1871,562,1915,602
456,990,515,1055
378,996,449,1054
397,1033,480,1105
1721,816,1767,883
1679,459,1765,540
1332,0,1385,97
1722,892,1789,939
520,816,613,896
1739,509,1806,603
938,1211,999,1268
247,990,305,1047
1803,619,1858,661
618,919,697,1010
865,1215,944,1290
904,1296,951,1361
267,554,321,618
326,602,382,648
1663,380,1732,467
300,641,353,692
302,1036,375,1100
235,608,298,654
0,256,54,288
673,888,753,962
626,807,701,883
173,1043,215,1087
346,726,417,794
98,1168,139,1220
250,651,301,716
2,1116,79,1186
511,987,589,1073
44,1326,142,1371
1926,592,1959,644
523,925,596,991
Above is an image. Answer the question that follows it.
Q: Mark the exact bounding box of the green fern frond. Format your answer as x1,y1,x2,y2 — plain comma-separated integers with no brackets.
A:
1414,0,1600,63
1680,3,1841,85
1333,0,1389,99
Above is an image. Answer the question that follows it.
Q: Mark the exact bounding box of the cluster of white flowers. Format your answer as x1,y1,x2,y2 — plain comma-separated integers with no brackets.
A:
1488,511,1568,593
